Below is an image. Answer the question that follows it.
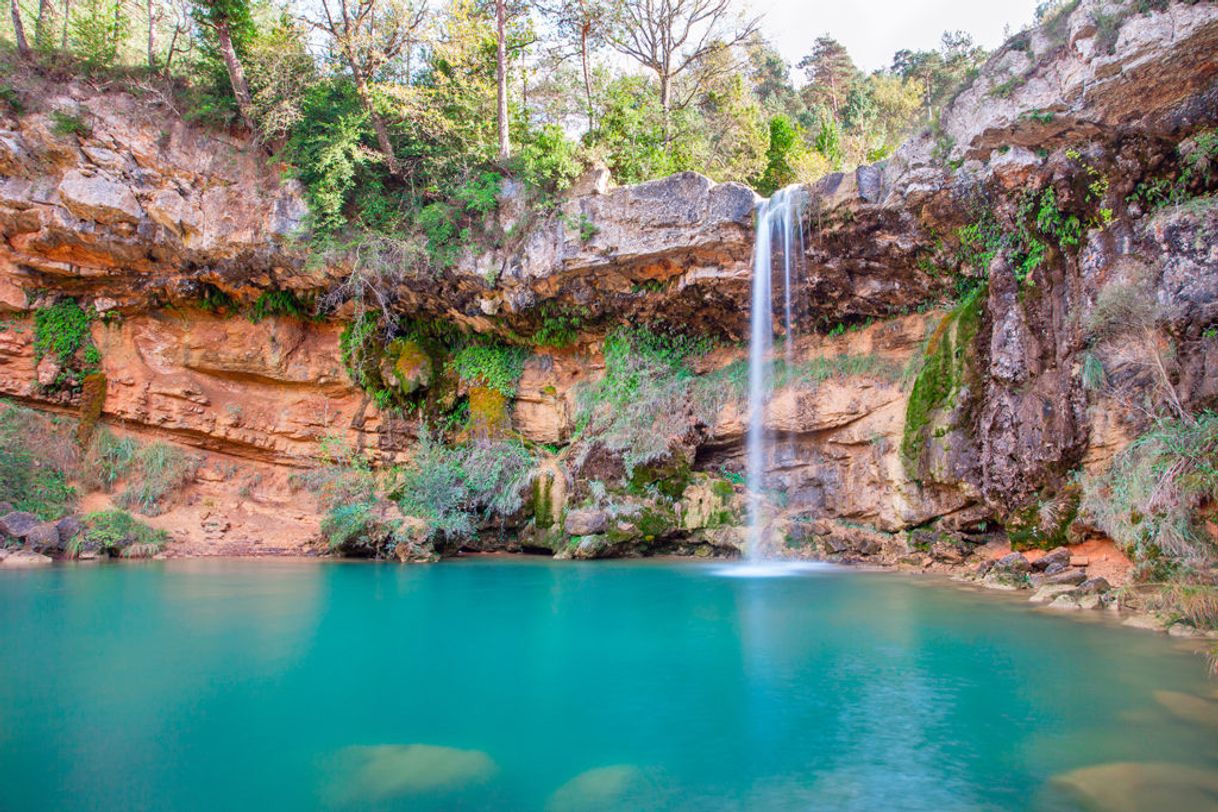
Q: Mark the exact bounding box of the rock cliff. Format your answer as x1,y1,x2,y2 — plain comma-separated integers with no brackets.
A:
0,0,1216,562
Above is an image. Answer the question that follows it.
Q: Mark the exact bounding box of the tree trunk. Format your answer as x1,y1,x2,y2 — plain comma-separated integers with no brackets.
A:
495,0,510,161
214,19,256,134
580,24,594,131
350,70,402,177
659,72,672,144
11,0,30,57
145,0,155,68
35,0,53,50
60,0,68,48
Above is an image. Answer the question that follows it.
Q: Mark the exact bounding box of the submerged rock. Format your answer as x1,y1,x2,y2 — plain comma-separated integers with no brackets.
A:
326,744,497,805
1053,761,1218,812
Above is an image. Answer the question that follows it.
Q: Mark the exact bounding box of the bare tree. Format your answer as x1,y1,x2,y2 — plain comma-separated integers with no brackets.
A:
11,0,31,56
608,0,757,141
306,0,427,178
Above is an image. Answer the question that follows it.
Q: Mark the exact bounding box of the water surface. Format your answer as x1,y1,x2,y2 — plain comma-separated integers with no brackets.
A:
1,558,1215,811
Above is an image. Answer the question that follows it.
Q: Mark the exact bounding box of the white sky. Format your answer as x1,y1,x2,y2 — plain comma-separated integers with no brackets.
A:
749,0,1044,73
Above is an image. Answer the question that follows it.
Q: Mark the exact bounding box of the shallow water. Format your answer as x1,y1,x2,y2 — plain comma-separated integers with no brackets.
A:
1,558,1216,811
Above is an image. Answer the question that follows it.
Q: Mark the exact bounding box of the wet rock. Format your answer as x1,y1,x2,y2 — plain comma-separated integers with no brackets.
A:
1042,568,1087,587
1076,593,1104,611
1032,547,1071,572
1048,593,1082,610
1029,584,1078,604
1122,614,1167,632
2,549,52,566
1075,576,1111,595
564,509,609,537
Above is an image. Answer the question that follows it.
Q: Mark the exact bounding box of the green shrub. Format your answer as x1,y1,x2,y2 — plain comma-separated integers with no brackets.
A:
72,510,168,558
393,428,534,542
450,343,526,398
83,429,137,491
247,290,312,323
115,442,200,516
33,298,100,391
573,327,715,475
0,402,79,521
50,111,91,138
1080,413,1218,567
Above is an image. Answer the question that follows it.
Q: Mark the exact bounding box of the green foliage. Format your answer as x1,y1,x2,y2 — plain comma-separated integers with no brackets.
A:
50,111,91,138
197,284,237,314
0,85,23,115
339,313,392,406
75,510,169,558
756,115,802,196
450,343,526,398
114,441,200,516
901,284,985,479
70,0,131,69
573,326,715,475
0,402,79,521
512,124,583,192
530,303,589,348
33,299,101,392
1080,413,1218,568
393,428,535,542
1128,129,1218,211
83,429,137,491
1006,485,1080,550
247,290,312,323
282,81,378,233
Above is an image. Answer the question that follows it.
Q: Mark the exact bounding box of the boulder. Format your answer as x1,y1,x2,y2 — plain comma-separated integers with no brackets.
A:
1032,547,1071,572
24,522,61,551
1029,584,1078,604
564,509,609,537
995,552,1031,573
56,515,85,545
1075,576,1111,595
2,549,52,566
0,511,42,539
1043,568,1087,586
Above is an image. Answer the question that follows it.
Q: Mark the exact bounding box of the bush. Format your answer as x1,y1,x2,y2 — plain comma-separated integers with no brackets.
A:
393,428,534,542
115,442,201,516
573,327,715,475
450,343,526,398
0,402,79,520
71,510,168,558
1080,413,1218,568
82,429,138,491
33,298,101,391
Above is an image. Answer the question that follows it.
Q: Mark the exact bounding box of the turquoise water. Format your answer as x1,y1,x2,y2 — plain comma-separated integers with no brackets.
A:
1,558,1216,811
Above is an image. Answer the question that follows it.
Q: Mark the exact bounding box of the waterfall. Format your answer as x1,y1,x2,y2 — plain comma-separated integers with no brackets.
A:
745,186,805,560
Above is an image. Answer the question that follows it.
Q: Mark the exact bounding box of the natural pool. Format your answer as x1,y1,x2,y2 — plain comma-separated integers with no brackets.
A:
1,558,1216,811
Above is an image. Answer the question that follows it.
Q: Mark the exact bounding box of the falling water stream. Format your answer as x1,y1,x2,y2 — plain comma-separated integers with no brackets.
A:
745,186,806,560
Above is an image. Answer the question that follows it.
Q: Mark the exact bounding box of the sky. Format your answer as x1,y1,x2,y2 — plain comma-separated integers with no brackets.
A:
749,0,1043,73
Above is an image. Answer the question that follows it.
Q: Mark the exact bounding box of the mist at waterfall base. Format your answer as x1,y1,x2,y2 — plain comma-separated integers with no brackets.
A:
2,558,1215,811
745,186,807,566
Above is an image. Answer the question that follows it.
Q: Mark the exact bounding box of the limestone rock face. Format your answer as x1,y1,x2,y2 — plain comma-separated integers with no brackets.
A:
0,0,1214,558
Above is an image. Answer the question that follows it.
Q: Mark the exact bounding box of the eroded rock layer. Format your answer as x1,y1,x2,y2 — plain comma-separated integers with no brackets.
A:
0,0,1216,560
